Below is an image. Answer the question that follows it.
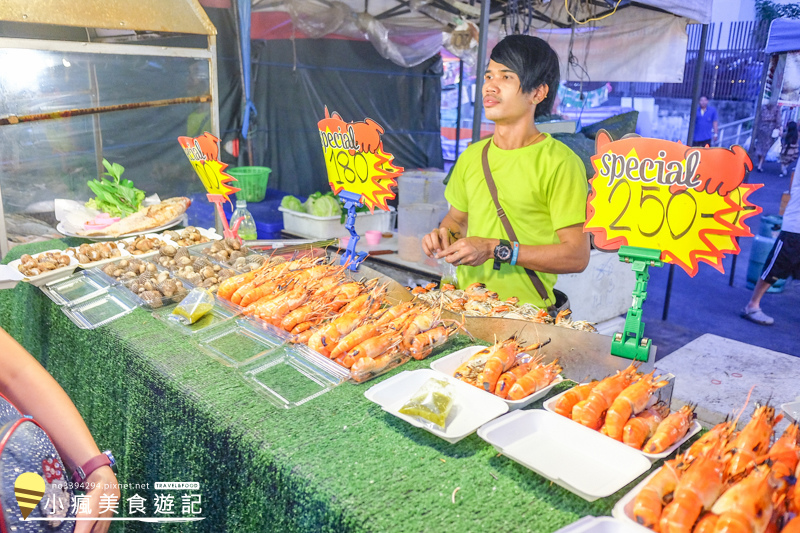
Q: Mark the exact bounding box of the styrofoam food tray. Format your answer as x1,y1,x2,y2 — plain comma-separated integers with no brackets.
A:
429,345,564,410
782,397,800,422
611,467,662,531
542,386,702,461
553,516,647,533
477,410,652,501
7,249,78,287
66,243,134,270
364,368,509,444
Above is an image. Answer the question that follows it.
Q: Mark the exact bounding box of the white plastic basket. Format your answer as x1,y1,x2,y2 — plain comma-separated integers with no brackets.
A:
278,207,394,239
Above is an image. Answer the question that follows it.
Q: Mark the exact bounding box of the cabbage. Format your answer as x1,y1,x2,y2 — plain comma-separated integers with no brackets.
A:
308,194,341,217
280,195,303,212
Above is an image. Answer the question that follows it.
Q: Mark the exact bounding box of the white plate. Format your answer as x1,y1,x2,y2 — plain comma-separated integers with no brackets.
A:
611,467,663,531
429,345,564,410
542,386,702,461
7,249,79,287
554,516,647,533
364,369,509,444
56,215,187,241
477,410,652,502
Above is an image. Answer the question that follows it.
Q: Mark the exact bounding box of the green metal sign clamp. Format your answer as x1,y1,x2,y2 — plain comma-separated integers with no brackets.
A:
611,246,664,362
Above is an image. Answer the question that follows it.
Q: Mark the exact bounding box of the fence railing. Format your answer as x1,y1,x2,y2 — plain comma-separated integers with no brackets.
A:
716,116,754,148
605,20,771,102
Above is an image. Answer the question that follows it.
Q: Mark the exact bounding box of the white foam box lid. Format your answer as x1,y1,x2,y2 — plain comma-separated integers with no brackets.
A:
279,206,393,239
364,368,509,444
429,345,563,410
542,387,702,462
553,516,648,533
477,410,652,501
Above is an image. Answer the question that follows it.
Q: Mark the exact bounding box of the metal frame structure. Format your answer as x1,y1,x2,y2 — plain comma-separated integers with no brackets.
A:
0,0,218,258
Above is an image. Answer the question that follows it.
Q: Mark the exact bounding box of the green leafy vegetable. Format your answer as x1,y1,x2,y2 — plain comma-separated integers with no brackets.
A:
280,195,304,212
85,159,146,218
309,195,341,217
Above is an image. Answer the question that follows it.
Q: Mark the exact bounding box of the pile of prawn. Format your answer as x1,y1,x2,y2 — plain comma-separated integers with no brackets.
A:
632,401,800,533
553,363,695,453
412,282,597,332
216,255,465,382
452,335,561,400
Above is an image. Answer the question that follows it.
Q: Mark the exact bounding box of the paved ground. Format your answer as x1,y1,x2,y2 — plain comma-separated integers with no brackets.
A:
643,161,799,359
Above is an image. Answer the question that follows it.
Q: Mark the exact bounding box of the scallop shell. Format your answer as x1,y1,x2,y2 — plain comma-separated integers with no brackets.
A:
139,291,163,308
174,247,189,259
193,256,211,269
246,254,266,265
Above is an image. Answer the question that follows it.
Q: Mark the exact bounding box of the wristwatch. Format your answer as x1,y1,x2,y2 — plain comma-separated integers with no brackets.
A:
493,239,512,270
71,450,117,485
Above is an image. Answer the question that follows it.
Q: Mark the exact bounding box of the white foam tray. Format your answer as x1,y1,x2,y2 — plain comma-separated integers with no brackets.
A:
611,467,662,531
782,397,800,422
430,345,564,410
554,516,647,533
477,410,652,502
7,249,79,287
542,386,702,462
364,368,509,444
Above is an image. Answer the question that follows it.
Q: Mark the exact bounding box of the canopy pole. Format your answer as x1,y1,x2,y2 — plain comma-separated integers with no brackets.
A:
663,23,709,321
471,0,491,143
455,59,464,158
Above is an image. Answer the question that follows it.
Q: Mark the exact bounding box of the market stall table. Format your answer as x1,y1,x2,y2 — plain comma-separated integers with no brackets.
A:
2,239,659,532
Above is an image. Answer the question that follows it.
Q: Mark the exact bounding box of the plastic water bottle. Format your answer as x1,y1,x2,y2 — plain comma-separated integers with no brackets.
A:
231,200,258,241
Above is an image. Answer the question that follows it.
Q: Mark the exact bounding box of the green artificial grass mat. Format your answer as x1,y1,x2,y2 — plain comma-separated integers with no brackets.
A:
1,240,694,533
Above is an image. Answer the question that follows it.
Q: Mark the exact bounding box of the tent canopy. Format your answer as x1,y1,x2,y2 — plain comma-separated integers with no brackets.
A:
251,0,712,82
0,0,216,35
765,18,800,54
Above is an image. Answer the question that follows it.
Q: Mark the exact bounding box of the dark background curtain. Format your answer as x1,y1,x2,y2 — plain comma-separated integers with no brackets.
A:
247,38,443,196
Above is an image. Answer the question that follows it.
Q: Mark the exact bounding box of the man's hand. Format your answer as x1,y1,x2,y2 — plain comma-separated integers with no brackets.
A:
422,227,453,258
437,237,497,267
75,466,120,533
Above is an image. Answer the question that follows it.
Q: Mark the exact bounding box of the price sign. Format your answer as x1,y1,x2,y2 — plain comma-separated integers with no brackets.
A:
178,132,240,201
317,108,402,212
584,130,762,276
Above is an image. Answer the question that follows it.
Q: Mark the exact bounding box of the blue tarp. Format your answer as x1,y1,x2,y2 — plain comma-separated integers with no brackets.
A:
766,18,800,54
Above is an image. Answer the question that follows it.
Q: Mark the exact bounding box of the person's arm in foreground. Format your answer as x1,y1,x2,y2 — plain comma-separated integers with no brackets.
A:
431,222,590,274
0,327,119,533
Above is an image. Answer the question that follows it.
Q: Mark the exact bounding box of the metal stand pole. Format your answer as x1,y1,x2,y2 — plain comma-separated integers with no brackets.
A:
471,0,491,143
455,59,464,159
663,23,709,321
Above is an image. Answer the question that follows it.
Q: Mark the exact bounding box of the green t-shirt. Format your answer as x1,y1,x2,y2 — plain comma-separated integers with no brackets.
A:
444,135,588,306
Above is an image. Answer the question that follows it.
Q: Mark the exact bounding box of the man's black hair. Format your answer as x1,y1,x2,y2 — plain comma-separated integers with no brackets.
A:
489,35,560,119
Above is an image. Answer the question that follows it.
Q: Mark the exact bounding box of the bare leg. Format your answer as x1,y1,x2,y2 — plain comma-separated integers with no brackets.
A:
757,155,765,171
745,278,772,311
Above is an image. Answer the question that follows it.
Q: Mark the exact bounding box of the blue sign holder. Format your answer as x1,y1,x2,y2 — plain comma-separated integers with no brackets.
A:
338,190,368,271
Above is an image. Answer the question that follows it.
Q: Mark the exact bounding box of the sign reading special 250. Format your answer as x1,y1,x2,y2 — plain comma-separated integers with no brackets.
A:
584,131,762,276
317,108,402,212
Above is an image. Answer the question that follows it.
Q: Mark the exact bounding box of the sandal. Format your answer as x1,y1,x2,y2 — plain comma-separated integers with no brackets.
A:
741,307,774,326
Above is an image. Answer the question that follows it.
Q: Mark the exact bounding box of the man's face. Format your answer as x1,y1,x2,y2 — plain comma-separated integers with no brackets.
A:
482,60,536,125
699,96,708,109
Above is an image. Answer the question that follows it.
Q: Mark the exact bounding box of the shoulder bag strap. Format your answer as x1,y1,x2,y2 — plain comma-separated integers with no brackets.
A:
481,141,554,310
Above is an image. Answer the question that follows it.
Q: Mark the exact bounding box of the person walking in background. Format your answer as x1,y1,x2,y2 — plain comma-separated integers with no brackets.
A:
692,95,718,147
780,121,799,177
742,167,800,325
755,102,781,172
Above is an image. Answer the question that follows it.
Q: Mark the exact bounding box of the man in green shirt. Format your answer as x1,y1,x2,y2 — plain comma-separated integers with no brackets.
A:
422,35,589,307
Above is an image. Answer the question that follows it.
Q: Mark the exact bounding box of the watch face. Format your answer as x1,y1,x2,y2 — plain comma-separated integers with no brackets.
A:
495,245,512,261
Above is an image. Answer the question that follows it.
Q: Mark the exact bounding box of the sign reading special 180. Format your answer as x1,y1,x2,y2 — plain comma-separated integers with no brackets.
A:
584,131,762,276
317,108,402,212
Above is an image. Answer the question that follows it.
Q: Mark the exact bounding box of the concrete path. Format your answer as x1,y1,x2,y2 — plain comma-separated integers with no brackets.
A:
656,333,798,429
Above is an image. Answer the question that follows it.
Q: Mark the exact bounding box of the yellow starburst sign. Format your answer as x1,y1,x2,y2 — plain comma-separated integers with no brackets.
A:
318,108,402,212
585,131,762,276
177,132,240,202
